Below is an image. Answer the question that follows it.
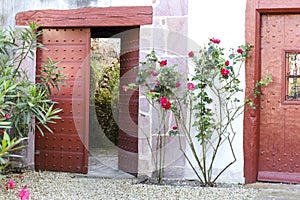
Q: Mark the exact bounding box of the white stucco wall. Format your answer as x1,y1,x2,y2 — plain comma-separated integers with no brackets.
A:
187,0,247,183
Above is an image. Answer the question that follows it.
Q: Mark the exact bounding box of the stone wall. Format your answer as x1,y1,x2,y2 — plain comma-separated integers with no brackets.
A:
138,0,188,178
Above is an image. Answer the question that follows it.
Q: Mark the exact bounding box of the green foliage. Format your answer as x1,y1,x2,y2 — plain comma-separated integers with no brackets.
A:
132,49,182,102
190,43,252,143
253,74,273,98
0,132,28,173
0,23,65,137
93,62,120,145
37,57,66,95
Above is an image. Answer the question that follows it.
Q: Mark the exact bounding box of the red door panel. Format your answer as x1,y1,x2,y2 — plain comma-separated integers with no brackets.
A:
118,28,140,175
35,28,90,173
258,14,300,183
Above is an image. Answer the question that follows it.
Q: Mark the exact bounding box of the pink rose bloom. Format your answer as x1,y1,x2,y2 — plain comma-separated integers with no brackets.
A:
19,188,30,200
188,51,194,58
151,71,158,76
187,82,195,91
4,113,10,119
122,85,127,92
160,60,167,66
6,179,15,190
221,68,230,77
225,60,230,66
237,48,243,54
175,82,181,88
154,80,159,87
160,97,171,109
210,38,221,44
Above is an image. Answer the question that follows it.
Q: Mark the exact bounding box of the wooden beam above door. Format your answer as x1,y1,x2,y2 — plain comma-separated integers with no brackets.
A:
16,6,153,27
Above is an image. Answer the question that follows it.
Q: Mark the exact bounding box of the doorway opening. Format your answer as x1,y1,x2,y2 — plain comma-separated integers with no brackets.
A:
88,35,130,178
90,37,120,148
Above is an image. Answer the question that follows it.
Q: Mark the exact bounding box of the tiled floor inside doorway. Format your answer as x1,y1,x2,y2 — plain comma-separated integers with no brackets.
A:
88,147,134,179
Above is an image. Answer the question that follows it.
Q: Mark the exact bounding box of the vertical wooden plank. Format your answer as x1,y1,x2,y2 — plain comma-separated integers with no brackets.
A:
35,28,90,173
118,28,140,175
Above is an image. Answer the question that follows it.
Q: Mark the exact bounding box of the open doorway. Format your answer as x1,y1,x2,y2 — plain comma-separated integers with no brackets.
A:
88,36,133,178
89,37,120,149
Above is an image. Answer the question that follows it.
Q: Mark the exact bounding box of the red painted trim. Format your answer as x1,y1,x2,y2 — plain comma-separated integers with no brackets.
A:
258,171,300,183
258,7,300,13
245,0,300,183
82,28,91,173
15,6,153,27
244,0,260,184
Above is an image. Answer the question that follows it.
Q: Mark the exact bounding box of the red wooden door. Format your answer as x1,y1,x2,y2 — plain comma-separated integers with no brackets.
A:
258,14,300,183
35,28,90,173
117,29,140,175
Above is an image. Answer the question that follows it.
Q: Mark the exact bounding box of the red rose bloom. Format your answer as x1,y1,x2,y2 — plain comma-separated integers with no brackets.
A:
225,60,229,66
210,38,221,44
237,48,243,54
221,68,230,77
160,97,171,109
160,60,167,66
173,126,178,130
188,51,194,58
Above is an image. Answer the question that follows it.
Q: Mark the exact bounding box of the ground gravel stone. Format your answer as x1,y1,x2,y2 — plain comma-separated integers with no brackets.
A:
0,171,260,200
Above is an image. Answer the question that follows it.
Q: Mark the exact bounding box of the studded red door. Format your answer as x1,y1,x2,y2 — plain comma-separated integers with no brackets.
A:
258,14,300,183
35,28,90,173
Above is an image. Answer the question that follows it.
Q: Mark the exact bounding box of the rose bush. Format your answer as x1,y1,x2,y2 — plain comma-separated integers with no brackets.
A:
124,49,184,182
124,38,272,185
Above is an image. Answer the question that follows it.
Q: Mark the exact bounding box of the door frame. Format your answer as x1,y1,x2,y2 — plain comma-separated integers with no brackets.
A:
16,6,152,174
245,0,300,183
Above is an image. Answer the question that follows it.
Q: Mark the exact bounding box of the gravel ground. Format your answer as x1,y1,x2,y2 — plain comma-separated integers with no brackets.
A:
0,171,260,200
